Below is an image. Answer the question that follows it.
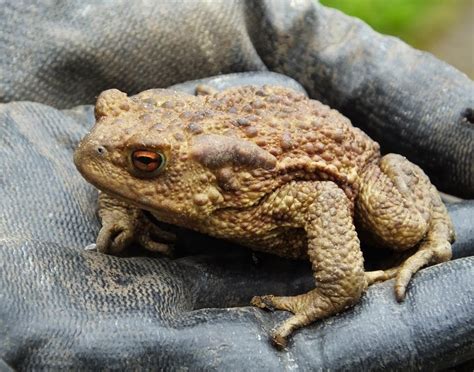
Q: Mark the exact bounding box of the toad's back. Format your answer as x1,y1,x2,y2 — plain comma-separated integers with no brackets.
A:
204,86,380,178
134,85,381,192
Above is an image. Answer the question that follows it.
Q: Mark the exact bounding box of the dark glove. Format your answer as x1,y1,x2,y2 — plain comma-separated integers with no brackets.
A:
1,0,473,370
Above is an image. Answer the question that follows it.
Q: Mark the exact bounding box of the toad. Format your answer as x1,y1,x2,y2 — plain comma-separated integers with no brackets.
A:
74,85,455,348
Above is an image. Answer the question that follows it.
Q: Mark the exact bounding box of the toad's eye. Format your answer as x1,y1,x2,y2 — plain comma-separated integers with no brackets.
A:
131,150,166,173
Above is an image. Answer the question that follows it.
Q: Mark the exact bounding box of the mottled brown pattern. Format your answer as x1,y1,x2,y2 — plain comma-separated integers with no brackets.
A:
74,85,455,347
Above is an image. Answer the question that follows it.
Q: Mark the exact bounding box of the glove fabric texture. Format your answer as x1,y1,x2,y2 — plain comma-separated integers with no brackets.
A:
1,0,473,370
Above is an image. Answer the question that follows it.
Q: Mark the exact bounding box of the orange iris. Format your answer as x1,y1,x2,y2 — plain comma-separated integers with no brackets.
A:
131,150,164,172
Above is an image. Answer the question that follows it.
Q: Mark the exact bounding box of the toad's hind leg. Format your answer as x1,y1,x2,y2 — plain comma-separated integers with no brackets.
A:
251,181,366,348
357,154,455,300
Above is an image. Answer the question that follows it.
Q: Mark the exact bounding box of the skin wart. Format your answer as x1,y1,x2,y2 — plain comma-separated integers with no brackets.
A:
74,85,455,348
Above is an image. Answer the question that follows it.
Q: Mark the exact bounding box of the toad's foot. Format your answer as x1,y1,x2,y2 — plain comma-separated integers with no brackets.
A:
394,239,451,301
97,213,175,256
365,239,451,300
251,289,348,349
97,192,175,256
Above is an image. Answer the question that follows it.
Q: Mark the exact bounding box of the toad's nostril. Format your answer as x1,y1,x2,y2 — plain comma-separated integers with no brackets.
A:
96,146,107,155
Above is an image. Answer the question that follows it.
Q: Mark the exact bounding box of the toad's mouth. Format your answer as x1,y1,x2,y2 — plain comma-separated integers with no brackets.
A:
105,187,201,229
95,174,178,217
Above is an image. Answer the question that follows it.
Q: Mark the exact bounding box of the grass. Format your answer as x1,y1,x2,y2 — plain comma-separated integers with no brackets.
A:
319,0,468,48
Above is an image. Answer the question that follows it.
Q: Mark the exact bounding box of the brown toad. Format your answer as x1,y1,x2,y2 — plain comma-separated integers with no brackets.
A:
74,85,455,348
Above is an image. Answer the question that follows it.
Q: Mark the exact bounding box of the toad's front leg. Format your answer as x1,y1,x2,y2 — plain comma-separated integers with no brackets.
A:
251,181,367,348
95,191,175,256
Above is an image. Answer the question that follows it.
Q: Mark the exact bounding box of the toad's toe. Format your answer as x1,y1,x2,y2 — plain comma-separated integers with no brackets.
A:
251,295,276,312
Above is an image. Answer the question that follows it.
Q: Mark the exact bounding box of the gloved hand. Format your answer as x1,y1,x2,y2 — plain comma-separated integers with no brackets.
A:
1,1,473,370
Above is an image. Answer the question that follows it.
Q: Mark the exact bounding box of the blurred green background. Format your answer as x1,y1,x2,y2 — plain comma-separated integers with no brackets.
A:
320,0,474,78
